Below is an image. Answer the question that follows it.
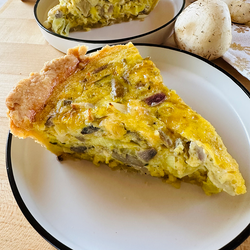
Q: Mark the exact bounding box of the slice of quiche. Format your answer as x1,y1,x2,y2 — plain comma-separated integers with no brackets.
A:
44,0,159,36
6,43,246,196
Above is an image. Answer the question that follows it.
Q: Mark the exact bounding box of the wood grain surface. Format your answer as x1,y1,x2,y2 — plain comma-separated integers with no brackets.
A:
0,0,249,249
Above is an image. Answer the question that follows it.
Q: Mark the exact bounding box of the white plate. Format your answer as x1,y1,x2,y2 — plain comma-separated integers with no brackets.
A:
6,45,250,250
34,0,184,53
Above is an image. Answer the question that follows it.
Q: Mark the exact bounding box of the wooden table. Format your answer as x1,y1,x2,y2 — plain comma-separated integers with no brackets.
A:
0,0,249,249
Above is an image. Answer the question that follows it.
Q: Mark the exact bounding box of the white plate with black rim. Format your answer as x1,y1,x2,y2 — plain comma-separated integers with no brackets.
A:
34,0,185,53
6,44,250,250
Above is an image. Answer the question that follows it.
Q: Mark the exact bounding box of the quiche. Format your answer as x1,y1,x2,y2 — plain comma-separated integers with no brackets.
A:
44,0,159,36
6,43,246,196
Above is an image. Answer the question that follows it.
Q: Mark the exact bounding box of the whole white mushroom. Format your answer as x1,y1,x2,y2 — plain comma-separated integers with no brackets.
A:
222,0,250,24
174,0,232,60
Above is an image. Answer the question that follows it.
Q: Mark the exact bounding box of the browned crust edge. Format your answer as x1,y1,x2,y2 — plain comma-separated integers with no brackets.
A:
5,46,90,137
5,43,133,138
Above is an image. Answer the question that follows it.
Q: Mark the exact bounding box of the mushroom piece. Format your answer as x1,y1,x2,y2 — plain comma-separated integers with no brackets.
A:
137,148,157,162
76,0,92,17
63,99,72,106
81,125,100,134
111,78,125,98
112,151,144,167
186,141,207,167
190,142,206,162
70,146,87,153
92,64,109,74
159,130,173,148
144,93,166,106
126,154,145,167
55,10,63,18
127,131,142,144
45,115,54,127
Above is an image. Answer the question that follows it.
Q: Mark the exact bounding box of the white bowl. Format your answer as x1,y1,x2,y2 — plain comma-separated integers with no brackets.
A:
34,0,185,53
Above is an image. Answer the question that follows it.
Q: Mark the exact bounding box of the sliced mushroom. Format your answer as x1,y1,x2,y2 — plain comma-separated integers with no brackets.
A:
127,131,142,144
76,0,92,17
159,130,173,148
141,5,151,14
137,148,157,162
144,93,166,106
112,151,127,163
70,146,87,153
92,64,108,74
111,78,125,98
197,148,206,162
81,125,100,134
63,99,72,106
55,10,63,18
122,75,130,85
97,5,104,17
108,5,113,14
189,142,206,162
126,154,145,167
45,115,54,127
112,151,144,167
186,141,207,167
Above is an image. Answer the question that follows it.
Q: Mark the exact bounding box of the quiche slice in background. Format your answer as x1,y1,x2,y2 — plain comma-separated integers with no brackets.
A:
6,43,246,196
44,0,160,36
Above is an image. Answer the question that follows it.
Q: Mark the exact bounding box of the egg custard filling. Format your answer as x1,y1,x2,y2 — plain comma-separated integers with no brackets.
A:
6,43,246,196
44,0,159,36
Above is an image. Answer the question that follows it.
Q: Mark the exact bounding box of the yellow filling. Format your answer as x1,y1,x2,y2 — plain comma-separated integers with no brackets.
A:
44,0,159,36
31,48,224,195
